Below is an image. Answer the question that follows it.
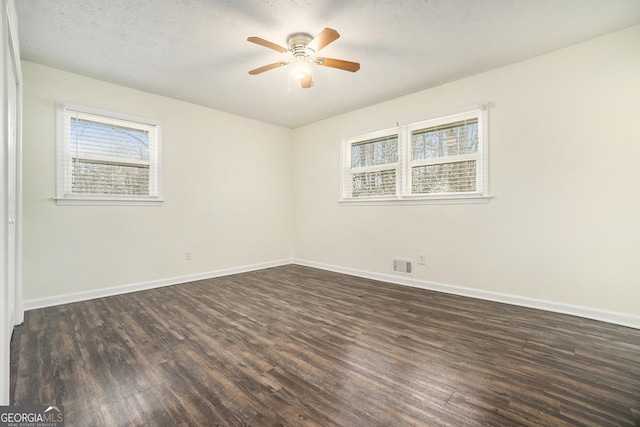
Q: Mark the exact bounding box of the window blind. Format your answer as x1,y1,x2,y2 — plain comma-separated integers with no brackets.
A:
351,135,398,167
59,106,160,199
412,161,476,193
410,118,478,194
352,170,397,197
348,134,398,197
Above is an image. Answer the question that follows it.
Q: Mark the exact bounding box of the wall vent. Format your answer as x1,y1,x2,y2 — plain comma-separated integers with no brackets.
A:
392,259,413,275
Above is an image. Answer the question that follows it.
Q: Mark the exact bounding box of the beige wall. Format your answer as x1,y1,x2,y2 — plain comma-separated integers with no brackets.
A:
292,25,640,317
22,61,294,301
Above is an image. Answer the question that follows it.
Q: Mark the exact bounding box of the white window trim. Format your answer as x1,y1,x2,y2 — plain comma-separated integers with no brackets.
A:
340,103,490,205
55,102,164,206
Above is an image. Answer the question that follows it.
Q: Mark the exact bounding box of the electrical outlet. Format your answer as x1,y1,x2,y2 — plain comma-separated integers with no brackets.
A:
186,250,191,261
418,253,426,265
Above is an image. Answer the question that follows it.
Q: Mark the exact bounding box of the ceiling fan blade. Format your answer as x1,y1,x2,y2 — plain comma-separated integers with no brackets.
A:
247,36,289,54
301,75,314,89
248,61,289,75
316,57,360,72
306,28,340,53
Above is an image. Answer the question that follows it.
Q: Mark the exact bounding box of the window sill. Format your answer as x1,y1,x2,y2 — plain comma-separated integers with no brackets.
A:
339,195,491,206
55,196,164,206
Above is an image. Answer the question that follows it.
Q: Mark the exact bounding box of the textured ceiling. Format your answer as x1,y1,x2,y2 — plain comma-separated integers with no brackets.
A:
15,0,640,128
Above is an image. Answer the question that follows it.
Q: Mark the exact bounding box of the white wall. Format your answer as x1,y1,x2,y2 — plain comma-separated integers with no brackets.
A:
20,25,640,326
22,61,294,302
292,25,640,320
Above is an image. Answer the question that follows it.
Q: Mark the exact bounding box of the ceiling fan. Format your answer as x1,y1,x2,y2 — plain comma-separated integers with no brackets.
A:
247,28,360,89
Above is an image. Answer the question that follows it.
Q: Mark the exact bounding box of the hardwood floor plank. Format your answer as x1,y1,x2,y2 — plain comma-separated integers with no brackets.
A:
11,265,640,426
137,382,209,427
434,391,514,426
99,395,149,427
154,360,235,426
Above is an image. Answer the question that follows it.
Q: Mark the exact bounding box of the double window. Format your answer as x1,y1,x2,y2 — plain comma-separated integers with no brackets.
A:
342,104,489,204
56,103,163,205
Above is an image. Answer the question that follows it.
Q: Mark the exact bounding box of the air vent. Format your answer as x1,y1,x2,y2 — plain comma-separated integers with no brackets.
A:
392,259,413,275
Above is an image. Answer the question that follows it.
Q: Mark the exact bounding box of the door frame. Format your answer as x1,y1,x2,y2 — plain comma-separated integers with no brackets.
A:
1,0,23,405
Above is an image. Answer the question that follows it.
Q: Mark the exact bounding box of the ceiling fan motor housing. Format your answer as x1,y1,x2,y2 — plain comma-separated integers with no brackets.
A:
287,33,314,57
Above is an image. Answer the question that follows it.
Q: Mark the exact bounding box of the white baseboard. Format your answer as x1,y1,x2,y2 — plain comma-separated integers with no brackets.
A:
22,259,294,311
22,257,640,330
293,259,640,330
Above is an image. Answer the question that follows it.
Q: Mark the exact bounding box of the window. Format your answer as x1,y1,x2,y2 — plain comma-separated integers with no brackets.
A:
56,103,163,205
341,104,489,204
348,130,398,198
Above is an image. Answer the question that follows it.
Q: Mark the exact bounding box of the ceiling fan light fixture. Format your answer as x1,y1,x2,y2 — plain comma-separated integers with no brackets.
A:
290,58,312,80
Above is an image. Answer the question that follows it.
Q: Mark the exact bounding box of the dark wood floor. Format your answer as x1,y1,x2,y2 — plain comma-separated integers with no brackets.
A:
10,265,640,426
